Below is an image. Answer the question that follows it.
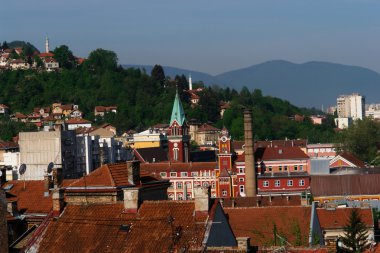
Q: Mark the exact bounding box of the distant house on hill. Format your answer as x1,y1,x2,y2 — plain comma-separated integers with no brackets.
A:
94,106,117,117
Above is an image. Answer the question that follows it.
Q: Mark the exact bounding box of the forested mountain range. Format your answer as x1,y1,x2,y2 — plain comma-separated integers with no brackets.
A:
124,60,380,108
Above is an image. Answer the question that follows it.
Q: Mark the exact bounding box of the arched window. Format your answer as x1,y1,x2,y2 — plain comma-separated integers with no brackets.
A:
173,148,179,161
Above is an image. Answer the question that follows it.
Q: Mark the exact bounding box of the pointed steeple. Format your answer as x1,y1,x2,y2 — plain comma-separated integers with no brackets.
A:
170,89,186,126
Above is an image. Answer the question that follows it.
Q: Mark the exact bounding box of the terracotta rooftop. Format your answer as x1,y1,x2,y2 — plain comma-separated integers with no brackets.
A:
236,147,309,163
224,206,311,247
198,123,220,132
39,52,54,58
66,163,163,190
219,195,302,207
0,140,18,149
310,174,380,197
317,207,373,229
95,106,118,112
134,147,168,163
141,161,218,172
34,201,208,253
2,180,52,214
337,152,366,168
65,118,91,124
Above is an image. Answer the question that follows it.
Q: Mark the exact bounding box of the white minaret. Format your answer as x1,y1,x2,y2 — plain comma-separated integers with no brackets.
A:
189,74,193,91
45,36,49,53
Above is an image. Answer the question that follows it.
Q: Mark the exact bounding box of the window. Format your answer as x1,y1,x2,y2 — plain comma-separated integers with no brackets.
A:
168,194,174,200
203,182,209,187
177,182,183,189
239,178,244,182
300,165,304,171
160,172,167,177
284,166,288,171
299,180,305,186
191,172,198,177
211,182,216,188
238,168,244,173
177,194,183,200
222,190,227,196
294,165,298,171
181,172,188,177
170,172,177,177
268,166,272,172
279,166,282,171
263,181,269,187
239,185,244,193
287,180,293,186
173,148,179,161
275,180,280,187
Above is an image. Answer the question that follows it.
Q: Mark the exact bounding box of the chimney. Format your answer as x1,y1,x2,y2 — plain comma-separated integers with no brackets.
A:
52,188,64,216
52,167,63,189
127,161,140,185
7,201,18,217
244,109,257,197
236,237,250,252
194,186,210,213
123,188,140,213
44,173,52,197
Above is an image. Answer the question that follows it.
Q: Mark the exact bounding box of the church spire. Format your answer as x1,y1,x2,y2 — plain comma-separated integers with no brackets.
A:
45,35,50,53
170,89,186,126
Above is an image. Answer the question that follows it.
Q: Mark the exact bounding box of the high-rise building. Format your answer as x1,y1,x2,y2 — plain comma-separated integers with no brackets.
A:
336,93,365,120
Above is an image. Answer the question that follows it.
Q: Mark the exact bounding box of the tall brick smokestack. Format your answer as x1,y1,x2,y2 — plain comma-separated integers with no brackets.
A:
244,109,257,197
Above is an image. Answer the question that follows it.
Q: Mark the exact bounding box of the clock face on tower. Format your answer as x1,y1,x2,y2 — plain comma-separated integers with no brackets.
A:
221,136,227,143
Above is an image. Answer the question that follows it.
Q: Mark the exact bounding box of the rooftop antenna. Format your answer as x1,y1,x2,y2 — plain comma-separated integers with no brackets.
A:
19,164,27,190
47,162,54,174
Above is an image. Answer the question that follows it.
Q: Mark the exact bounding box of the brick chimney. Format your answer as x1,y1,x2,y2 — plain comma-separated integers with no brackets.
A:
194,186,210,213
123,188,140,213
127,161,140,185
52,167,63,189
44,173,52,197
244,109,257,197
52,188,64,216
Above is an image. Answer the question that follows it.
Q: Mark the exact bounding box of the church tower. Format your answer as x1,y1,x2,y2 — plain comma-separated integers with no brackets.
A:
168,89,190,162
45,36,50,53
218,127,233,171
188,74,193,91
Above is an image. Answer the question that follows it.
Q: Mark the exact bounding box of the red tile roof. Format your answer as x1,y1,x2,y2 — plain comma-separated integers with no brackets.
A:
317,208,373,229
39,52,54,58
338,152,366,168
66,163,163,190
0,104,9,109
224,206,311,247
198,123,220,132
3,180,52,214
257,147,309,161
95,106,118,112
141,161,218,172
65,118,91,124
0,140,18,149
220,195,302,207
34,201,208,253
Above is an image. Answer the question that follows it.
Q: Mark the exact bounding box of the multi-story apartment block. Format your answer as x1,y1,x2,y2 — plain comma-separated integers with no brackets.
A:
19,130,78,180
336,93,365,128
365,103,380,119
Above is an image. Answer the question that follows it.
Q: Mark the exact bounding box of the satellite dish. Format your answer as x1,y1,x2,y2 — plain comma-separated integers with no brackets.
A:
19,164,27,175
47,162,54,174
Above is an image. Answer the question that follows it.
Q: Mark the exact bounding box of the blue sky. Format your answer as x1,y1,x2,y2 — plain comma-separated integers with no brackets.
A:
2,0,380,75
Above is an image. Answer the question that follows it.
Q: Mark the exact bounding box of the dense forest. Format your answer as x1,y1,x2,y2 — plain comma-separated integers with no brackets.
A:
0,44,338,143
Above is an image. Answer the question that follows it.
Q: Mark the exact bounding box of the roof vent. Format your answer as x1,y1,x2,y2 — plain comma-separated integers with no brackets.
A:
119,224,131,232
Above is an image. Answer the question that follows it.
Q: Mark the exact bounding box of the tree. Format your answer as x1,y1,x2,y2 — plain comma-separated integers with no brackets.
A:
336,118,380,163
2,41,9,50
151,64,165,87
340,209,370,252
53,45,75,69
85,48,118,72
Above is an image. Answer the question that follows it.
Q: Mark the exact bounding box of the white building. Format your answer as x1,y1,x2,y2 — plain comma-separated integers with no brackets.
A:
19,130,78,180
365,104,380,119
337,93,365,120
336,93,365,129
76,134,100,175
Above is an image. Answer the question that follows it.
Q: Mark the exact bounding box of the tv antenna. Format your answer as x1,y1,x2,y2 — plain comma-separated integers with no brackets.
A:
47,162,54,174
19,164,27,190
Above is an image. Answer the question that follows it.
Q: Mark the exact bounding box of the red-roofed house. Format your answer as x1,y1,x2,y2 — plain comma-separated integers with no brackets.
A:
317,207,374,247
94,106,118,117
65,118,92,130
189,121,220,146
329,152,366,168
0,104,9,115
